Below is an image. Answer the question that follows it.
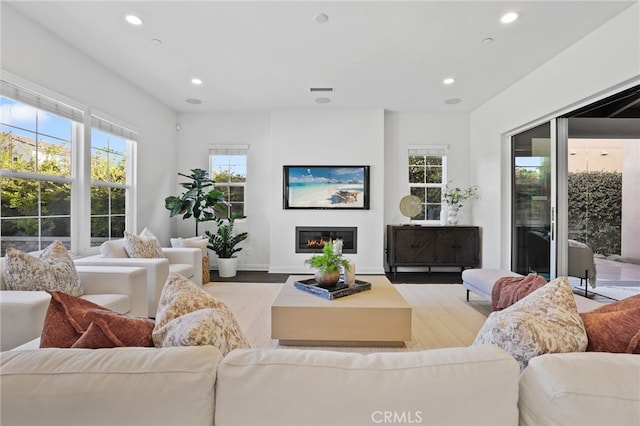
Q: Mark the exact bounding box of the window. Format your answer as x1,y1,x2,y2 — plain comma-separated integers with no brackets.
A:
0,79,136,256
89,117,135,247
209,146,247,218
408,146,447,222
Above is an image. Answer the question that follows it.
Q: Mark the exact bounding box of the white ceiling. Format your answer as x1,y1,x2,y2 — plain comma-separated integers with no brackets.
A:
5,1,636,113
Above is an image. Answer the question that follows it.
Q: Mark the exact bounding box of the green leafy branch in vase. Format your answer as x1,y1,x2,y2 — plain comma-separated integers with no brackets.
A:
442,183,479,209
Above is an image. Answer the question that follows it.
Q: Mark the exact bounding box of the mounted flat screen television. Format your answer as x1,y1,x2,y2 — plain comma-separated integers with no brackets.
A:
283,165,370,210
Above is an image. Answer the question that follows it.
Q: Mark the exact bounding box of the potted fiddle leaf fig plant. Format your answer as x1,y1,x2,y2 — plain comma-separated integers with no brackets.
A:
304,241,351,287
164,168,227,236
205,213,248,278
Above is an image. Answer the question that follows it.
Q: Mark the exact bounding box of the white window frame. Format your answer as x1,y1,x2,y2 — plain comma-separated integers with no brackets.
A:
208,145,248,218
407,145,448,224
0,73,137,255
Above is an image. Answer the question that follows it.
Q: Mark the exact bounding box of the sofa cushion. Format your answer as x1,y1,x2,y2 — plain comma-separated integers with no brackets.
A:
215,345,520,426
99,239,128,258
2,240,83,296
124,227,165,259
473,277,588,370
153,272,249,355
579,293,640,353
0,346,222,426
40,291,154,349
519,352,640,426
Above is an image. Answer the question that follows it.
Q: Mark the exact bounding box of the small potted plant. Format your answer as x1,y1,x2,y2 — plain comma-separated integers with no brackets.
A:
205,213,248,278
304,241,351,287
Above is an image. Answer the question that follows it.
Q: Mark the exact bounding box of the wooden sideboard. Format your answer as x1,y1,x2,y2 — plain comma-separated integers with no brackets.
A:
386,225,480,274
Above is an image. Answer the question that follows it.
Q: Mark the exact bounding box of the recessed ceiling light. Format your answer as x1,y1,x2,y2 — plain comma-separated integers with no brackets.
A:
444,98,462,105
443,77,455,85
185,98,202,105
191,78,203,85
125,14,143,26
482,37,494,44
500,12,519,24
313,13,329,24
315,97,331,104
151,38,163,44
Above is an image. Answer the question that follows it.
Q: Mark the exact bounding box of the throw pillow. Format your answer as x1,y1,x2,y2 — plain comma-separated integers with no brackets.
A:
2,240,83,296
40,291,154,349
99,239,128,258
473,276,587,370
580,294,640,353
153,272,249,355
124,227,165,258
170,236,209,255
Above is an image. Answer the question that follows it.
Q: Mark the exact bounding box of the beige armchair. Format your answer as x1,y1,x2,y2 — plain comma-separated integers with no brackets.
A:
74,239,202,317
568,239,597,296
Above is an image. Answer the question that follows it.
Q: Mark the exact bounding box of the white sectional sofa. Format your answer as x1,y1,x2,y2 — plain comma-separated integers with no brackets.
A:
0,264,148,351
75,238,202,316
1,343,638,426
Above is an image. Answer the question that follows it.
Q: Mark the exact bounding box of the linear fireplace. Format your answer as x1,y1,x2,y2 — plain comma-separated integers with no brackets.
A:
295,226,357,254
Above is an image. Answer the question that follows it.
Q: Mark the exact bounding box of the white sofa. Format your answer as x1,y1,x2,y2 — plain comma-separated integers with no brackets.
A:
75,239,202,316
0,264,148,351
1,343,638,426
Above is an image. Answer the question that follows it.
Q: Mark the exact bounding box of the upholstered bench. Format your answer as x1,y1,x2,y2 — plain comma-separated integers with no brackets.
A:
462,268,523,302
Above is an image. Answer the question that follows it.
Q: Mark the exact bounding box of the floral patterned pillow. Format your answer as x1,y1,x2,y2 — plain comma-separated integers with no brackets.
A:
123,227,165,258
2,240,83,296
152,272,249,355
473,276,587,370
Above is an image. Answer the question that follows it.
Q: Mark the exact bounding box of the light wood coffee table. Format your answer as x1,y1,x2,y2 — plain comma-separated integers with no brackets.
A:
271,275,412,346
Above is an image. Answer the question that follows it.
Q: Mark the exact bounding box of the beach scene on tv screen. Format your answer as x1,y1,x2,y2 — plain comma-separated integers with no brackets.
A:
288,167,366,208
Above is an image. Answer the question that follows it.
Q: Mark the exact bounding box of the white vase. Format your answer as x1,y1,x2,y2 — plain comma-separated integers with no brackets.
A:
447,206,459,226
218,257,238,278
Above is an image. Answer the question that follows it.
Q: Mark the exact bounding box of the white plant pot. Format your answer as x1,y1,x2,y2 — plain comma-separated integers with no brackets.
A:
217,257,238,278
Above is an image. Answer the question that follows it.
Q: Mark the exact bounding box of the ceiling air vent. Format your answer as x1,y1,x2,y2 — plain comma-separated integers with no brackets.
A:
309,87,334,92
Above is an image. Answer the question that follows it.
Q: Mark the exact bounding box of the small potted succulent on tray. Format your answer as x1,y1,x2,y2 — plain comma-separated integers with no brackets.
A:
304,241,351,287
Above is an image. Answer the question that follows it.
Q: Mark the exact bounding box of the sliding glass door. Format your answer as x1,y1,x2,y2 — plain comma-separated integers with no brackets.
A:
511,122,561,279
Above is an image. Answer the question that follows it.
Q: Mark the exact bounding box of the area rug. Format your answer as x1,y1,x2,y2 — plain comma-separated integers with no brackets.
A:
203,282,492,354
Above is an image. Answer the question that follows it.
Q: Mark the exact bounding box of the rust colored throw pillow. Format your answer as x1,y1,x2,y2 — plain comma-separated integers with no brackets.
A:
40,291,154,349
580,294,640,354
491,274,547,311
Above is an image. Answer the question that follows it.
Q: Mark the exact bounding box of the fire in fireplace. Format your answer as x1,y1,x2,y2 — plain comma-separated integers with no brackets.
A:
295,226,357,254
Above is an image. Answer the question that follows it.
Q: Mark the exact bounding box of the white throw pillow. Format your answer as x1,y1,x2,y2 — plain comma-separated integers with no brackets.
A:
473,276,587,370
124,227,165,258
99,239,128,258
2,240,83,296
170,236,208,255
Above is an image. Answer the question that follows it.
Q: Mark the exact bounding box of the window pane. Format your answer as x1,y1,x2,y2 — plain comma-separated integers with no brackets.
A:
112,188,126,214
111,216,125,238
41,181,71,215
409,165,425,184
109,154,126,184
409,155,425,166
426,204,441,220
425,156,442,166
0,218,39,255
91,186,109,215
37,135,71,177
230,203,244,217
91,216,109,241
410,187,426,202
1,177,39,216
42,217,70,238
426,187,441,203
38,110,72,141
1,127,37,172
229,186,244,203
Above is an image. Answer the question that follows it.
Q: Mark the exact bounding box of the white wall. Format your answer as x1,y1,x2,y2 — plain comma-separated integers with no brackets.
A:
269,110,385,274
470,3,640,269
622,140,640,261
174,112,272,270
1,4,178,245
